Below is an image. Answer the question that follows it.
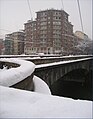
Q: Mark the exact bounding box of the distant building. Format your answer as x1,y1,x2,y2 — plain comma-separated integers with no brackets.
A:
4,31,24,55
75,31,89,40
0,39,4,55
4,34,13,55
24,9,73,55
11,31,25,55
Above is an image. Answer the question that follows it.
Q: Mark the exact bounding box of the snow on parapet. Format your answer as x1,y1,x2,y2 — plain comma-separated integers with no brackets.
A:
0,58,35,87
33,75,51,95
36,57,93,68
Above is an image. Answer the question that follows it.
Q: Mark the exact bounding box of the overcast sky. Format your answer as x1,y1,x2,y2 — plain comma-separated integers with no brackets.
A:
0,0,92,39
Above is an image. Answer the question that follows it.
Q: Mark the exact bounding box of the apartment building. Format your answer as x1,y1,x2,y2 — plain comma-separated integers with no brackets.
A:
24,20,37,54
12,31,24,55
4,34,13,55
4,31,24,55
24,9,73,54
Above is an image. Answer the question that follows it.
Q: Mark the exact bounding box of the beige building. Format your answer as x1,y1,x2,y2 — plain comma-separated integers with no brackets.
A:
75,31,88,40
24,9,73,55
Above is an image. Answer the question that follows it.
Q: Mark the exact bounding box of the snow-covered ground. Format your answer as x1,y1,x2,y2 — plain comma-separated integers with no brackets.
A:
0,66,7,72
0,85,92,118
0,58,35,86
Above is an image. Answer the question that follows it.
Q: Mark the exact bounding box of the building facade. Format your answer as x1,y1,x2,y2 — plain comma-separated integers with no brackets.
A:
4,31,24,55
4,34,13,55
12,31,25,55
24,9,73,55
24,20,37,54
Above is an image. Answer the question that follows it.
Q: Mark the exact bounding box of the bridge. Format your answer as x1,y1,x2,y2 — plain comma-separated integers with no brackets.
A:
34,57,93,88
0,55,93,92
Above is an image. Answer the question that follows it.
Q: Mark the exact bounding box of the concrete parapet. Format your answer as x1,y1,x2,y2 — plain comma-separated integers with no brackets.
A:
0,59,35,91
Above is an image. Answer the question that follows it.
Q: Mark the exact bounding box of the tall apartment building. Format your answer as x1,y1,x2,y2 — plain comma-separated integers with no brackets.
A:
24,9,73,54
4,31,24,55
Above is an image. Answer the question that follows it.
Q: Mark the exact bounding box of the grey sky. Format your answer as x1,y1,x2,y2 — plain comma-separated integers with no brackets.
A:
0,0,92,39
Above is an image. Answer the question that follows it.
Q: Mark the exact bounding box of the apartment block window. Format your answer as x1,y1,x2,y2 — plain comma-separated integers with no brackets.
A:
41,12,47,16
40,22,47,25
53,21,61,25
48,21,50,24
41,26,47,30
48,17,50,20
56,17,58,19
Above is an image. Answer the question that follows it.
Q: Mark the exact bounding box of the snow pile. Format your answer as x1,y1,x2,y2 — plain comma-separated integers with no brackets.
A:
0,58,35,87
0,66,7,72
0,85,92,118
33,75,51,95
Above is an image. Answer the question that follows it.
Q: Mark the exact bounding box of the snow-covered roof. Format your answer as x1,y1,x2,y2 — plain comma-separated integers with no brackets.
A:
0,58,35,87
0,85,92,118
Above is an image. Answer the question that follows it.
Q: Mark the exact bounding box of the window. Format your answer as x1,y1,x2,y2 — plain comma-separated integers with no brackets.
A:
48,17,50,19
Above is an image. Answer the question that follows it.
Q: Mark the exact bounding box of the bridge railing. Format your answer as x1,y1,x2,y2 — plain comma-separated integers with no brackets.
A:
0,54,92,58
26,55,93,65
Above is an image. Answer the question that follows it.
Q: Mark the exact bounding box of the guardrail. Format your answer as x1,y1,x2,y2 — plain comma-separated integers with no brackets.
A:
0,54,92,58
26,55,93,65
